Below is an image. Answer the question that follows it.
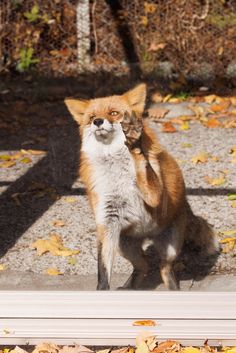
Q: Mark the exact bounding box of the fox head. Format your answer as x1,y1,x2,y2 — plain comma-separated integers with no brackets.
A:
64,84,146,145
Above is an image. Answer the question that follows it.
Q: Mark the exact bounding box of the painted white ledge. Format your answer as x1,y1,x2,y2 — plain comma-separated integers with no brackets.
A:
0,291,236,346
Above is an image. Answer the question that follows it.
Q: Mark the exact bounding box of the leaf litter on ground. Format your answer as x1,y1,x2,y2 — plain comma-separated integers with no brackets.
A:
30,233,80,257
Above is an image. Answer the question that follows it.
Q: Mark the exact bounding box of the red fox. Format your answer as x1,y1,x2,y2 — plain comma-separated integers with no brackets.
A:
65,84,219,290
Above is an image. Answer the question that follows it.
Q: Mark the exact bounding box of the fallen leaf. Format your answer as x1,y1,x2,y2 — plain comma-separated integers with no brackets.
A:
68,257,77,265
0,154,11,161
221,230,236,237
20,157,32,164
161,121,177,133
210,101,230,112
64,196,77,203
211,155,220,162
32,342,59,353
144,2,157,14
204,176,226,186
227,194,236,201
136,341,149,353
46,267,63,276
0,263,7,271
0,160,16,168
230,97,236,106
181,143,192,148
133,320,157,326
180,121,189,130
191,152,208,164
205,118,221,128
153,341,180,353
148,42,166,52
163,94,172,102
231,201,236,208
9,347,28,353
148,107,169,121
140,16,148,26
151,92,163,103
204,95,218,104
188,105,205,119
229,146,236,156
52,219,65,227
31,234,80,257
182,348,201,353
230,109,236,116
21,149,46,156
59,346,94,353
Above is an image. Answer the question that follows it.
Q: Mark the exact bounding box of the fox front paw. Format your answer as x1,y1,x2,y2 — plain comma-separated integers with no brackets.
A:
121,112,143,149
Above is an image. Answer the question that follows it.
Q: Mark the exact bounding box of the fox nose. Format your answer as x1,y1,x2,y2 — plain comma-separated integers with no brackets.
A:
93,118,104,127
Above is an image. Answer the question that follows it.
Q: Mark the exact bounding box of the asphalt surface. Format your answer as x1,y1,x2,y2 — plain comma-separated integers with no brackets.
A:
0,97,235,290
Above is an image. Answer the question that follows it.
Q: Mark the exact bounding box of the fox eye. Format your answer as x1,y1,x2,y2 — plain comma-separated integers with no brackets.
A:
110,111,119,116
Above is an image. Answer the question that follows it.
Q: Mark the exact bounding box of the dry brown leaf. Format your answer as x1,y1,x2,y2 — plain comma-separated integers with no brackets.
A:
31,233,80,257
204,176,226,186
205,118,222,128
59,346,94,353
152,341,180,353
230,97,236,106
9,346,28,353
204,95,218,104
148,107,169,121
144,2,157,13
0,160,16,168
136,341,149,353
133,320,157,326
32,343,59,353
210,101,230,112
229,146,236,156
191,152,208,164
161,121,177,133
52,219,65,228
46,267,63,276
148,42,166,52
151,92,163,103
188,105,205,119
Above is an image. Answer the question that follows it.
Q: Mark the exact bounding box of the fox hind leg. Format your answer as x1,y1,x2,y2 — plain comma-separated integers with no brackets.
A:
119,235,148,289
154,222,185,290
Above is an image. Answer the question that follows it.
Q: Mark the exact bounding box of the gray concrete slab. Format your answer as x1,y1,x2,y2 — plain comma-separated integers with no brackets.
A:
1,270,236,291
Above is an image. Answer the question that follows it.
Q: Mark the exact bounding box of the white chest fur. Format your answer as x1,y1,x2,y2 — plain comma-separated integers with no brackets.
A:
82,129,157,236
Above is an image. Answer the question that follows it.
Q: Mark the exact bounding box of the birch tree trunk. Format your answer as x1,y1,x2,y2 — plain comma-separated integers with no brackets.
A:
76,0,90,72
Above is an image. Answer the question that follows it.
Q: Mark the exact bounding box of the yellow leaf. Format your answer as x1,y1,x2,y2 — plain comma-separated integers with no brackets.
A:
144,2,157,14
45,267,63,276
191,152,208,164
0,154,11,161
221,229,236,236
52,219,65,227
0,263,7,271
132,320,157,326
231,201,236,208
211,155,220,162
223,348,236,353
64,196,77,203
182,347,201,353
205,176,226,186
140,16,148,26
21,149,46,156
136,341,149,353
20,157,32,164
31,234,80,257
230,97,236,106
180,121,189,130
188,105,205,119
229,146,236,156
32,342,59,353
181,143,192,148
163,94,172,102
0,160,16,168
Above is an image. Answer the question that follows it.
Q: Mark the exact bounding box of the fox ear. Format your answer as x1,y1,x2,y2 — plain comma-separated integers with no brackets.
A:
64,98,89,124
123,83,146,115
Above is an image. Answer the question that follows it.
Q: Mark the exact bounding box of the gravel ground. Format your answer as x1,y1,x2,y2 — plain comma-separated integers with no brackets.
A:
0,96,235,288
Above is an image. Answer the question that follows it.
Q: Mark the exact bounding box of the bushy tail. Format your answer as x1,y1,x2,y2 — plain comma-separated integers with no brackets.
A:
185,204,220,255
